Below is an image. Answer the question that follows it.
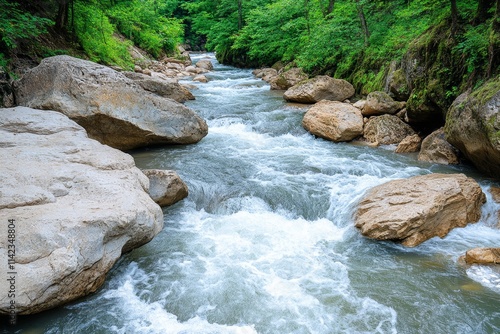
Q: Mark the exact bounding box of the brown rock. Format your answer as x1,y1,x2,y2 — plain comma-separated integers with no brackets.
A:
142,169,188,207
363,114,416,145
193,75,208,83
355,173,486,247
465,248,500,265
195,60,214,71
395,134,422,153
418,128,459,165
283,76,355,104
302,101,364,142
362,91,406,116
269,68,308,90
14,56,208,150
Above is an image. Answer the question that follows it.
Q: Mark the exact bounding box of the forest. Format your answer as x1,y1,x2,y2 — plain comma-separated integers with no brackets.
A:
1,0,499,103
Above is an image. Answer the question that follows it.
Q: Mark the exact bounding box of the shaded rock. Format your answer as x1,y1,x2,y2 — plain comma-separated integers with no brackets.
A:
195,59,213,71
491,187,500,227
444,78,500,178
193,75,208,83
355,173,486,247
395,134,422,153
362,91,406,116
0,107,163,315
283,76,355,104
363,114,416,145
385,66,410,102
269,68,308,90
254,68,278,82
123,71,194,103
142,169,188,207
353,99,366,111
13,56,207,150
418,128,459,165
464,248,500,265
302,100,364,142
0,69,14,107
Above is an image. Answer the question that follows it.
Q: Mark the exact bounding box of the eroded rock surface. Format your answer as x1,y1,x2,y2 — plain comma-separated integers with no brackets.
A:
355,173,485,247
0,107,163,315
14,55,208,150
363,114,416,145
284,75,355,104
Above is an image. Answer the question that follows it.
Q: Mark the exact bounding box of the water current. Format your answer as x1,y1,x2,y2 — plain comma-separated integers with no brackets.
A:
11,54,500,333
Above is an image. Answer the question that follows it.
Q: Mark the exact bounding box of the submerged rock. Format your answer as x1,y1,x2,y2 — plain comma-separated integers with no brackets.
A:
363,114,416,145
142,169,189,207
14,55,208,150
355,173,485,247
302,100,363,142
418,128,459,165
283,75,355,104
464,248,500,265
0,107,163,315
445,78,500,178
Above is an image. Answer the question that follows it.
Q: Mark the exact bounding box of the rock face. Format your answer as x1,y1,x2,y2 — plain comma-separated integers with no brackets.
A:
284,76,355,104
418,128,459,165
355,173,486,247
0,107,163,315
142,169,189,207
0,69,14,108
302,100,363,142
464,248,500,265
444,79,500,178
122,71,195,103
14,55,208,150
363,114,416,145
362,91,406,116
395,134,422,153
269,68,308,90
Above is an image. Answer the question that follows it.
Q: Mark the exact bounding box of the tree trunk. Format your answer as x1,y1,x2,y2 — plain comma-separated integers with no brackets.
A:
237,0,243,30
487,0,500,77
472,0,494,25
450,0,458,37
56,0,70,31
323,0,335,17
355,0,369,46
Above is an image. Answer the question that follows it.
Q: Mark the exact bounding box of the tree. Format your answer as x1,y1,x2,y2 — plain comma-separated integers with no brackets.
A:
355,0,369,46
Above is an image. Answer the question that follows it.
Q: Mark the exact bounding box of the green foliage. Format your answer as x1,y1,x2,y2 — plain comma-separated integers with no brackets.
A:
0,52,7,70
73,2,132,68
0,0,53,50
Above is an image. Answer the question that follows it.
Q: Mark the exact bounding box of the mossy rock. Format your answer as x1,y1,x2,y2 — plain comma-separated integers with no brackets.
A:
444,77,500,178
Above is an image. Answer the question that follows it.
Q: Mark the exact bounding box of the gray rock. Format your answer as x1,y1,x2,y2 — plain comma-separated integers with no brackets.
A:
0,107,163,315
142,169,189,207
14,55,208,150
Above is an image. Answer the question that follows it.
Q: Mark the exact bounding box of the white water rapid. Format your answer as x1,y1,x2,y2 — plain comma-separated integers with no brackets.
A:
13,54,500,334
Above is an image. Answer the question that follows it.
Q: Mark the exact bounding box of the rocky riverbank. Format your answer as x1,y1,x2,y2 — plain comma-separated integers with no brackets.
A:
0,53,214,315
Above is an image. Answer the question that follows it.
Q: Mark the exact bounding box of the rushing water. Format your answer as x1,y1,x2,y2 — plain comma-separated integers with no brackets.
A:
8,54,500,334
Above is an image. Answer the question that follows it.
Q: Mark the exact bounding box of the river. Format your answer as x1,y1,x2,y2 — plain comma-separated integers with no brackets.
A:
12,54,500,333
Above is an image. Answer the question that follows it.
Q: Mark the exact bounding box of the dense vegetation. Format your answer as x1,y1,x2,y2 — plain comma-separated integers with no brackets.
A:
1,0,499,120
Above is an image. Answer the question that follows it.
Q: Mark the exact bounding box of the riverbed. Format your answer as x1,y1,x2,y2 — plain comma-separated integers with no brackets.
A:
13,53,500,334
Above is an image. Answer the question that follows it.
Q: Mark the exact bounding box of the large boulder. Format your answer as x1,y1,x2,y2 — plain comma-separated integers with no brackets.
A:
269,68,308,90
284,75,355,104
464,248,500,265
363,114,416,145
302,100,363,142
362,91,406,116
142,169,189,207
13,55,208,150
418,128,459,165
384,63,410,101
122,71,195,103
444,78,500,178
355,173,486,247
0,107,163,314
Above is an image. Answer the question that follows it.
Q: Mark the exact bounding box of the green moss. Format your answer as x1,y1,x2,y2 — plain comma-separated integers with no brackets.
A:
471,76,500,106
